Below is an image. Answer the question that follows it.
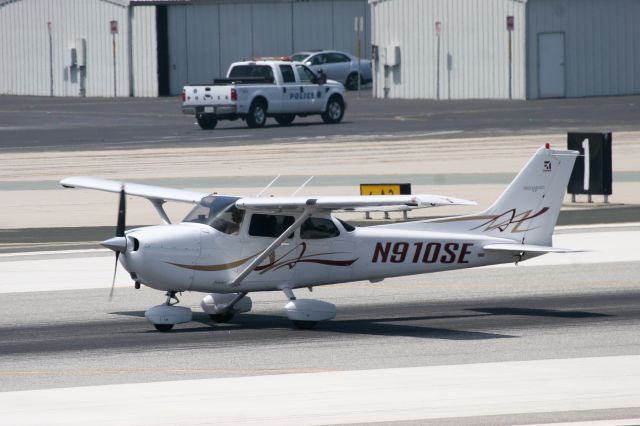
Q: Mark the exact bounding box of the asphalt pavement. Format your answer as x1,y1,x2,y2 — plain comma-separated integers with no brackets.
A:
1,92,639,151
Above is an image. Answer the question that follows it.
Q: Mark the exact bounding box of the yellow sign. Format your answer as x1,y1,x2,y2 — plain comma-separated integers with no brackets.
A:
360,184,403,196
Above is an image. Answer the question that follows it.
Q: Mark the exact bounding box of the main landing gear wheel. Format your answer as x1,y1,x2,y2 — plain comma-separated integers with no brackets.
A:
209,312,234,323
154,323,174,332
292,320,318,330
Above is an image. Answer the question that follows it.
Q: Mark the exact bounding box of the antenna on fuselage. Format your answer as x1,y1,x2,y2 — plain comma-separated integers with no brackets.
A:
256,175,281,197
291,176,314,196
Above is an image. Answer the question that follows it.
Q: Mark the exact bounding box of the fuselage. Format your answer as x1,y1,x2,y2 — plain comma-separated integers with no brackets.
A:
119,210,527,294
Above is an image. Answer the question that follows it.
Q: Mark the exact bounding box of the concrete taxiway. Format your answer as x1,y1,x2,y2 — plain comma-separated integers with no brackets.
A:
1,224,640,424
1,93,639,424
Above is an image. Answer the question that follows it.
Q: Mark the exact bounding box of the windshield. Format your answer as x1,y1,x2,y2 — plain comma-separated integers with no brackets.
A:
183,195,244,235
291,53,310,62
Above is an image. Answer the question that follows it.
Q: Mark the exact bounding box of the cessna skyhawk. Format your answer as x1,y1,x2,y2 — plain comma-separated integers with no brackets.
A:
61,145,577,331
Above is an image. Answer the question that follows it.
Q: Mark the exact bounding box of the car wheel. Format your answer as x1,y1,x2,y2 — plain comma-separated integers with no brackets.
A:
274,114,295,126
196,113,217,130
246,100,267,128
345,72,360,91
321,95,344,124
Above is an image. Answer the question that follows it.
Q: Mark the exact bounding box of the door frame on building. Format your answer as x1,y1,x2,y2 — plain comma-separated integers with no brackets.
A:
537,32,566,99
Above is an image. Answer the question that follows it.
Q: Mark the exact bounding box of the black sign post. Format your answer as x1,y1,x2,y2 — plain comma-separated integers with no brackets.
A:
567,132,612,203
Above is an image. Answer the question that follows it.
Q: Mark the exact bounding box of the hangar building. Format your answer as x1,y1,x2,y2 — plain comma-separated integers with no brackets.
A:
370,0,640,99
0,0,370,97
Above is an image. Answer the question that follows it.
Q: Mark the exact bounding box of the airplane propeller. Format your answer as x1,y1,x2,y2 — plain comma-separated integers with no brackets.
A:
101,185,127,300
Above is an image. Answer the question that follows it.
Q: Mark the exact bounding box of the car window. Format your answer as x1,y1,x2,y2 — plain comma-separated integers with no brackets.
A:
296,65,316,83
327,53,350,64
249,214,295,238
280,65,296,83
310,54,326,66
301,217,340,239
291,53,309,62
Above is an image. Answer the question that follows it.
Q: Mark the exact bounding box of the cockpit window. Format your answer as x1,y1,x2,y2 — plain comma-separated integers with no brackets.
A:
183,196,244,235
337,218,356,232
300,217,340,239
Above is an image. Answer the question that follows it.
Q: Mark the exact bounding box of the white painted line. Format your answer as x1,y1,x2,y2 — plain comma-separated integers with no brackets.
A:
0,249,108,258
2,355,639,425
556,222,640,230
525,419,640,426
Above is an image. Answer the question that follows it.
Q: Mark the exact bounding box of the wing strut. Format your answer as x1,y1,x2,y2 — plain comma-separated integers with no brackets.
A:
149,199,172,224
228,209,311,288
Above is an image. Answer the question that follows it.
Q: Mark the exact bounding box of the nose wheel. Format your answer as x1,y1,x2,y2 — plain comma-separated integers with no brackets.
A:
145,291,192,332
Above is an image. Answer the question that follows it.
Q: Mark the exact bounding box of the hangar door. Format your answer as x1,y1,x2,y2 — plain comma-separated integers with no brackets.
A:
538,33,565,98
165,1,369,95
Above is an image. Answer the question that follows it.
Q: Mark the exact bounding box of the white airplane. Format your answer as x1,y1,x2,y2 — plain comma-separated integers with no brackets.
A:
61,145,577,331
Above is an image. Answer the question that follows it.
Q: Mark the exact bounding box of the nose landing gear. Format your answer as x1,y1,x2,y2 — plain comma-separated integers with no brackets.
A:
144,291,193,332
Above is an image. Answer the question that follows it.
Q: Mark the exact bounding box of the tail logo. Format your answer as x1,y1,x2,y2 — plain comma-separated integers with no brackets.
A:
543,160,552,172
470,207,549,233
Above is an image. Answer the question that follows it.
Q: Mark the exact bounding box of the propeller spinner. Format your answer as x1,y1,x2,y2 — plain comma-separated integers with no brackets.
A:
101,185,127,300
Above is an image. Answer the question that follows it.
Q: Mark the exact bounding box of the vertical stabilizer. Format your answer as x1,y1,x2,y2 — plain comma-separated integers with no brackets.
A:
427,145,578,245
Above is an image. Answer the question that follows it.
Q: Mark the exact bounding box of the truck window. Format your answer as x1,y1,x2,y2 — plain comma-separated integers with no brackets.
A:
296,65,315,83
228,65,275,84
249,214,295,238
280,65,296,83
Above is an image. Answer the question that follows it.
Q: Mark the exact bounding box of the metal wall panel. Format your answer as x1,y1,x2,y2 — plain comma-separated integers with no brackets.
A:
332,0,370,58
186,5,221,84
166,0,369,95
253,2,292,58
292,1,333,51
168,6,189,95
0,0,136,97
219,3,253,71
131,6,159,97
370,0,526,100
526,0,640,99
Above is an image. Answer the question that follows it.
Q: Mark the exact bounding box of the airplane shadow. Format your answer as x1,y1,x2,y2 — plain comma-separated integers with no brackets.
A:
111,305,611,340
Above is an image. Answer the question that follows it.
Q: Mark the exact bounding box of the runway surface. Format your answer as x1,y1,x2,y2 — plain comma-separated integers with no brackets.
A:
1,93,639,151
1,225,639,424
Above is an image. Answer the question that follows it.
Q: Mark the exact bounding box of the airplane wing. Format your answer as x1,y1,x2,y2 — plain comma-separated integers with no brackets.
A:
236,194,476,212
60,176,208,204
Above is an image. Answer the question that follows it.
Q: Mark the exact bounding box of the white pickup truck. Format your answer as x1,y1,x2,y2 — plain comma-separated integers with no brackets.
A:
181,60,347,130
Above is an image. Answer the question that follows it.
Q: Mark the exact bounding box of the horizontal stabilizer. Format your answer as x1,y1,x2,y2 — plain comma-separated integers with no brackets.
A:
60,177,209,204
483,243,584,253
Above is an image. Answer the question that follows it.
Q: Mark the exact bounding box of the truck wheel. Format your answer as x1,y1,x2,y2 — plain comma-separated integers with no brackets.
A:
246,100,267,128
321,96,344,124
196,114,217,130
274,114,295,126
345,72,360,91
